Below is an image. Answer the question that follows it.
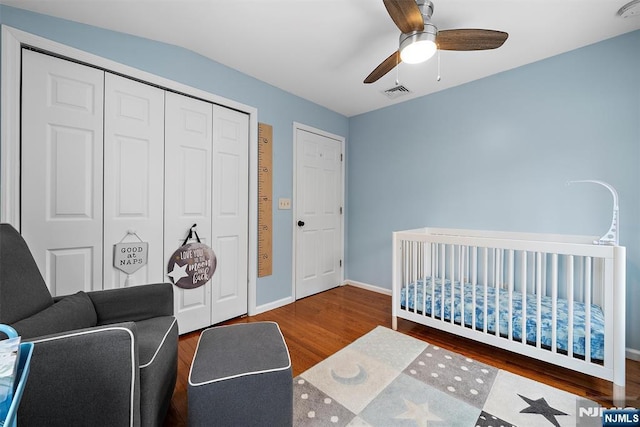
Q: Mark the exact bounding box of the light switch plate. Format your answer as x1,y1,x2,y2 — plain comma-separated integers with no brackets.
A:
278,198,291,209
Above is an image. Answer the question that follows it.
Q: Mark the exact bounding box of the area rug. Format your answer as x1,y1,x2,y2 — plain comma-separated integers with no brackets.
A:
293,326,601,427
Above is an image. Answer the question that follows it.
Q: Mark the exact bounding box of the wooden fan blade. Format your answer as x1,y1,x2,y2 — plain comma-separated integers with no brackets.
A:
364,51,401,84
436,29,508,51
383,0,424,33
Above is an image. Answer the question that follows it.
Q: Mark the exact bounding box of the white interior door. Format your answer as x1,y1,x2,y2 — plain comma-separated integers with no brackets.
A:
294,127,344,299
164,91,213,333
21,49,105,296
211,105,249,323
103,73,165,288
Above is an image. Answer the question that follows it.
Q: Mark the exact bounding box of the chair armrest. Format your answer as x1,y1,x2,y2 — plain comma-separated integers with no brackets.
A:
20,323,141,426
88,282,174,325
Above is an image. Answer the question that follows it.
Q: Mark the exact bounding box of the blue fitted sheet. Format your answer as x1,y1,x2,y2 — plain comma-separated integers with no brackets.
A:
400,278,605,361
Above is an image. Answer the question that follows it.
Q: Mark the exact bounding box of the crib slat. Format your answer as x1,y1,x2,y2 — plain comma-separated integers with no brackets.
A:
450,244,455,325
521,251,527,345
441,243,446,322
401,241,406,312
472,247,477,330
542,254,547,298
551,254,558,354
413,241,417,315
460,245,465,328
422,241,428,320
567,255,574,359
494,248,500,337
585,256,592,363
430,243,436,319
536,252,542,349
507,250,514,341
403,241,409,317
483,247,488,334
411,241,417,315
472,247,477,286
407,241,412,314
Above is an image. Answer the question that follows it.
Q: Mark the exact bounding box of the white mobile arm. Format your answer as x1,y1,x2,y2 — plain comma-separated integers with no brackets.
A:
568,180,619,246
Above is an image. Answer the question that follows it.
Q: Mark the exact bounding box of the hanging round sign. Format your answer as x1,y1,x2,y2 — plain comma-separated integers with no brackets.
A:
167,242,217,289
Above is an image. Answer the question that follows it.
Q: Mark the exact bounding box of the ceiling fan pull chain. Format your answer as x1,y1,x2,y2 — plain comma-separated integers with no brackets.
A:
436,49,441,82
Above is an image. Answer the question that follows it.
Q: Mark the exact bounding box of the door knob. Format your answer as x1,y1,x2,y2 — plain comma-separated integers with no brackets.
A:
297,220,305,227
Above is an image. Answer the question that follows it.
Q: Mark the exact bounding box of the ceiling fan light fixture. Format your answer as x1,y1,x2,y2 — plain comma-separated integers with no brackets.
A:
399,24,437,64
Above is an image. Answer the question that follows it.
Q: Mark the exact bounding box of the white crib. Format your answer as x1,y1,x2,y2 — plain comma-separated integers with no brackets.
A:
392,227,626,400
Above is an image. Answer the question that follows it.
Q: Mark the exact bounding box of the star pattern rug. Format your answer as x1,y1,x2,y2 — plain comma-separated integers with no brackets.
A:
293,326,602,427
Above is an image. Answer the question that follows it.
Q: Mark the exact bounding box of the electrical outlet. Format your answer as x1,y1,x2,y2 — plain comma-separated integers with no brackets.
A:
278,198,291,210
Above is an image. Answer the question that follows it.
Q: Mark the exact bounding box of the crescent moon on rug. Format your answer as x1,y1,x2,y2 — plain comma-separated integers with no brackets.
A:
330,364,368,385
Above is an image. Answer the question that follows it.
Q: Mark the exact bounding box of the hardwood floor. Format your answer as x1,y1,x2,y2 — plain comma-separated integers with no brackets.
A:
163,285,640,426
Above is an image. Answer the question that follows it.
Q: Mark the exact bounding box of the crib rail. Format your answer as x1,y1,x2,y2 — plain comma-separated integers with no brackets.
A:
392,227,626,394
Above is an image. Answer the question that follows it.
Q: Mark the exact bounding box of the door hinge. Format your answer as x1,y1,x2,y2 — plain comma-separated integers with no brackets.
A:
339,259,342,267
340,153,343,161
339,206,343,215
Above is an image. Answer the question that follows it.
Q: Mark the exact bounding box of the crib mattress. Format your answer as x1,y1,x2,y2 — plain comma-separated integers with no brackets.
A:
400,278,605,361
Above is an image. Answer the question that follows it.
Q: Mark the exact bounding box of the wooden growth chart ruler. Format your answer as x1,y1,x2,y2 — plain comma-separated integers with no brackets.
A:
257,123,273,277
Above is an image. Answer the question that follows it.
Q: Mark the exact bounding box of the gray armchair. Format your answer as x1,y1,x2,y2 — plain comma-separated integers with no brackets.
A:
0,224,178,426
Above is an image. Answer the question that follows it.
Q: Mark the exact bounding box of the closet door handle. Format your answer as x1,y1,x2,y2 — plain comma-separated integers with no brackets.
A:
297,221,305,227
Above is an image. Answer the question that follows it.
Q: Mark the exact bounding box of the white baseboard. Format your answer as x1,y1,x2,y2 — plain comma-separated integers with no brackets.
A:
254,296,294,315
343,280,392,296
627,347,640,361
252,281,390,316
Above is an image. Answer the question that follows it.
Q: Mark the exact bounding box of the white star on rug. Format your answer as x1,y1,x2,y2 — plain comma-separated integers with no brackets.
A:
167,262,188,283
394,398,442,427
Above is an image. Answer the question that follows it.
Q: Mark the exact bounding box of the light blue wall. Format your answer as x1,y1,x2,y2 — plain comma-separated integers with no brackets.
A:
347,30,640,351
0,5,349,308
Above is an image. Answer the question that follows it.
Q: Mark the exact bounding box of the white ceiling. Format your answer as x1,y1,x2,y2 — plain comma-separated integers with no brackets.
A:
2,0,640,117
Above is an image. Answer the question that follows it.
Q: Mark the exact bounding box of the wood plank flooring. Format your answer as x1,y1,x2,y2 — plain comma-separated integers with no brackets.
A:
163,285,639,426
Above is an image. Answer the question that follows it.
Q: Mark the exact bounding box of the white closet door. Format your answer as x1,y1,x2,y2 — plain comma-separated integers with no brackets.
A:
103,73,165,288
21,50,104,296
211,105,249,323
164,92,213,333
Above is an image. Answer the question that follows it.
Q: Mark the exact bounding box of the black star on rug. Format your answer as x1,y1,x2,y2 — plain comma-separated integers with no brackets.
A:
518,394,568,427
475,410,516,427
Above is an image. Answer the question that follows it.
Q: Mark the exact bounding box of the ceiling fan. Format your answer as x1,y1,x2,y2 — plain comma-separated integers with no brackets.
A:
364,0,509,84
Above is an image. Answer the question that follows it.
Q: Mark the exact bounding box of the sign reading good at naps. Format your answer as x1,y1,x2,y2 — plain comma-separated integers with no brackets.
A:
167,242,217,289
114,242,148,274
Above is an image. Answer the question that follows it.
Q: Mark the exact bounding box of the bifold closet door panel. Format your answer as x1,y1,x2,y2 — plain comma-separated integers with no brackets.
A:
21,49,105,296
211,105,249,323
164,91,214,333
103,73,165,288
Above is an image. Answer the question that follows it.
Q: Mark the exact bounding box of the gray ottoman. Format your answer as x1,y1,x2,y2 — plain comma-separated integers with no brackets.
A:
188,322,293,426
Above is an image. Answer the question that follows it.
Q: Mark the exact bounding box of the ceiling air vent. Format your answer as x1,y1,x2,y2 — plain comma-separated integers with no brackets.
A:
382,85,411,99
